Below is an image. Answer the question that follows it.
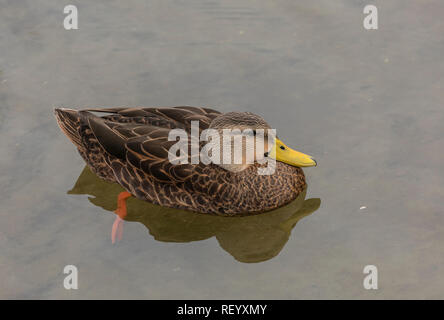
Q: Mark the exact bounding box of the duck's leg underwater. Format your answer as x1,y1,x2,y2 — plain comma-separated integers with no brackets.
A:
111,191,132,244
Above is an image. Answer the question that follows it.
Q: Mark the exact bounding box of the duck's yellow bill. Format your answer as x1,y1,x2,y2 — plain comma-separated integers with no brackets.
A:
268,138,317,167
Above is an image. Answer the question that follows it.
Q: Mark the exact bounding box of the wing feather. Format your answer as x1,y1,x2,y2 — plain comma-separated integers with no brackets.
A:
82,106,220,184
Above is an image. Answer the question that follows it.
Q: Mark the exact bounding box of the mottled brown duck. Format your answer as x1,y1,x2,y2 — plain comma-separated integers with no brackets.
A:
54,106,316,216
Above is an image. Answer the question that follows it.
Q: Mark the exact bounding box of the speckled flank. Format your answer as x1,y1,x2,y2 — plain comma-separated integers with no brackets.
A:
54,107,306,215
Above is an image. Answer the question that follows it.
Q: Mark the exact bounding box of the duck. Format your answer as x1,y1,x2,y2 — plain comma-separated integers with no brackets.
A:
54,106,316,216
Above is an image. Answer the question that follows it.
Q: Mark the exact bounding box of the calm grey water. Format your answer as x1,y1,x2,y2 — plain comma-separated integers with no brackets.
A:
1,0,444,299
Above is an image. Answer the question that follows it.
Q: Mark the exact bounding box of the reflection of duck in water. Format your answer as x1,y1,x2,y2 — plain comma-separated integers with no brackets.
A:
68,167,320,263
55,106,316,216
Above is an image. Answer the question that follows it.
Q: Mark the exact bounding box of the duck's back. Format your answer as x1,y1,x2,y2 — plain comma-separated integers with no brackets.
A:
54,106,221,183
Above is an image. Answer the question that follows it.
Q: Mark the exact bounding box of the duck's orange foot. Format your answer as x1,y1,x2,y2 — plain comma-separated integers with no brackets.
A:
111,191,132,244
111,216,124,244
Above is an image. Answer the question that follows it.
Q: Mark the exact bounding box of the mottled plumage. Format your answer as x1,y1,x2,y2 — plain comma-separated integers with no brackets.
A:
54,106,307,215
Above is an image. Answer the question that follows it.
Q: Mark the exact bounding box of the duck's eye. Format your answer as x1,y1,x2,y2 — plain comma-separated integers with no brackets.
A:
264,152,269,157
280,146,286,150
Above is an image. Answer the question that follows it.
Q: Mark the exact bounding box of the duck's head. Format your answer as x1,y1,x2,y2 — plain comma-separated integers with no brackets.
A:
209,112,317,172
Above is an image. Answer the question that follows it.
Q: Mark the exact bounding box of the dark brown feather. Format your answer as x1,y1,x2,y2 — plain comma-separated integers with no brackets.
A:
86,114,127,159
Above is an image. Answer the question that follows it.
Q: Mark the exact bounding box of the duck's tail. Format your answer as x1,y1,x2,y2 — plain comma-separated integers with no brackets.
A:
54,108,83,148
